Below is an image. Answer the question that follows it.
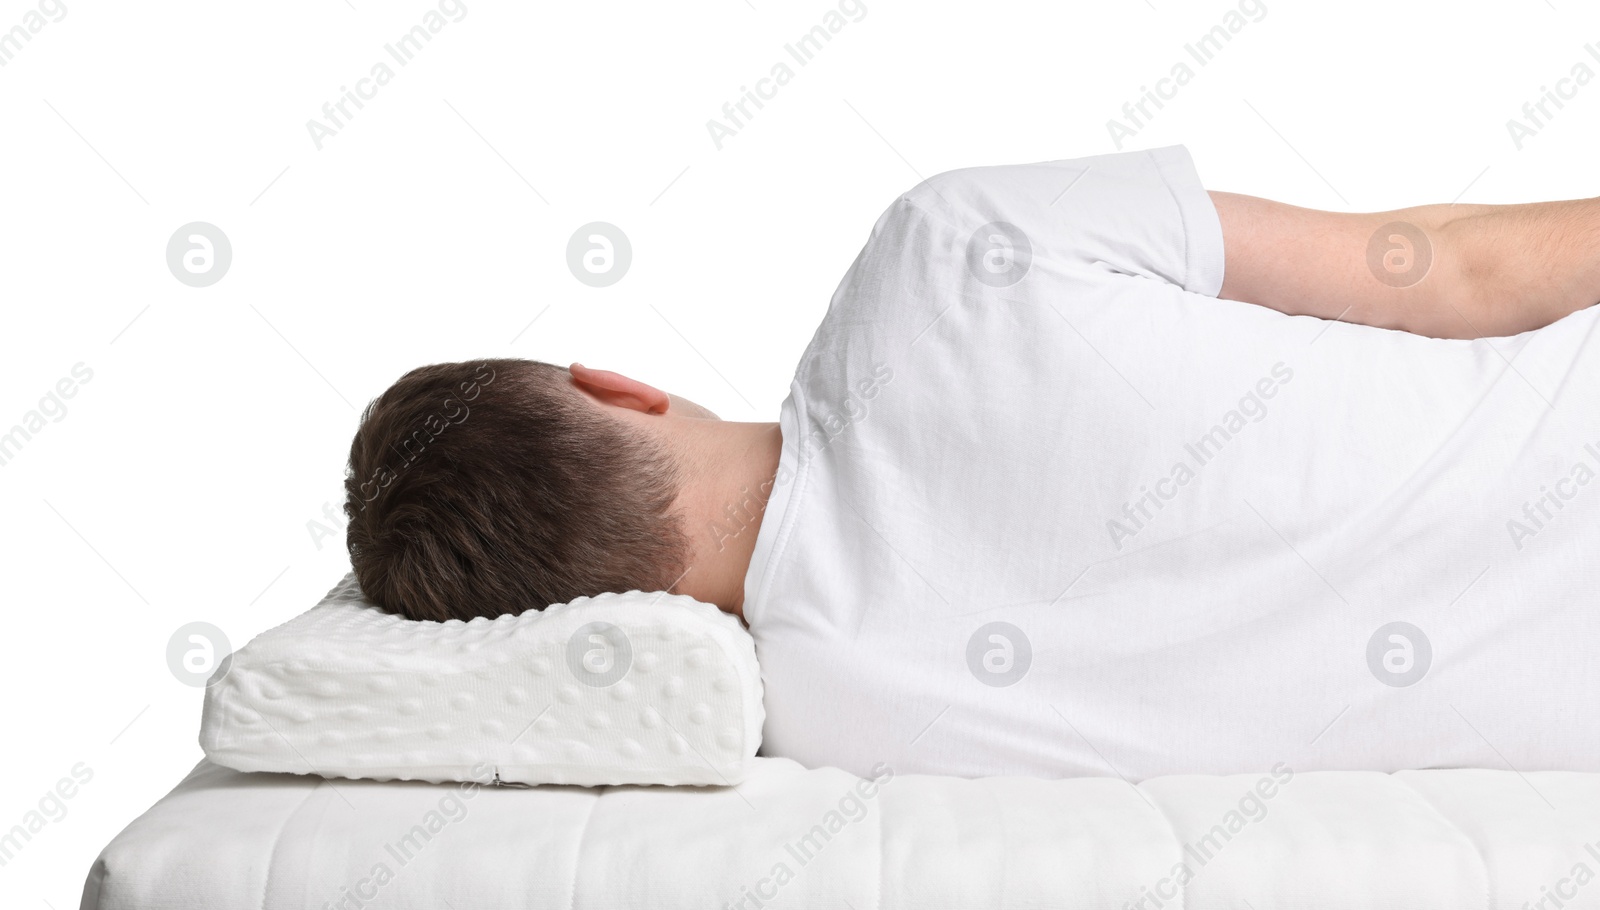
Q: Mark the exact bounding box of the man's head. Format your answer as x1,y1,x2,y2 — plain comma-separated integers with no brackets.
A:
344,358,700,621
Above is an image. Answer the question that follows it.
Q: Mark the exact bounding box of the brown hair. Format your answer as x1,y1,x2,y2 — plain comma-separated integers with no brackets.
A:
344,358,689,621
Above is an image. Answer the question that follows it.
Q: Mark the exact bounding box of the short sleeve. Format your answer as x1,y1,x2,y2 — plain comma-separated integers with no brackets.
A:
904,144,1226,298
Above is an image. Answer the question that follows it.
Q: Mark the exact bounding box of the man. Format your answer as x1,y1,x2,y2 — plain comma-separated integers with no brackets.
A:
346,146,1600,780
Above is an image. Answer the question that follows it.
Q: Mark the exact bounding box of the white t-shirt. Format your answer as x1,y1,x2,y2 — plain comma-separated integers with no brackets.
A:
742,145,1600,781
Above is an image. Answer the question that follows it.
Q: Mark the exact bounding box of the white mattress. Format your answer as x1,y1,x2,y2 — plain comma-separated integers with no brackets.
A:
84,758,1600,909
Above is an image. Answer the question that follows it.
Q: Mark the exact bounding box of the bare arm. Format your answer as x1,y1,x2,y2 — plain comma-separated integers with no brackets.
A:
1210,190,1600,339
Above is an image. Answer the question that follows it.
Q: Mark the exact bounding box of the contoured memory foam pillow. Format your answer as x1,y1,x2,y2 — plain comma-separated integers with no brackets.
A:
200,574,763,787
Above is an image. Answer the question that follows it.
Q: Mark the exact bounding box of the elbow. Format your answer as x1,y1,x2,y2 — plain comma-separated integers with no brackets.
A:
1412,220,1508,340
1427,215,1591,339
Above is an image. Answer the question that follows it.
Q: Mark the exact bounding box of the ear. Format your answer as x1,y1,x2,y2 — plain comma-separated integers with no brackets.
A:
567,363,672,415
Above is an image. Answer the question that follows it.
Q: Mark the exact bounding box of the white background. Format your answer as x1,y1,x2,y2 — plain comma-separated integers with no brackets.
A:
3,0,1598,902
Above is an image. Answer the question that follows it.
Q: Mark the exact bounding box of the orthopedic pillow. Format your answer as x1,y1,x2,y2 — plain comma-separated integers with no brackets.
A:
199,574,763,787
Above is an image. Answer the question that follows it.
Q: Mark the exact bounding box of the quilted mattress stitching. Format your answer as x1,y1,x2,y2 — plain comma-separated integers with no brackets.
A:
566,785,605,910
259,779,334,910
1137,779,1188,910
1391,771,1494,910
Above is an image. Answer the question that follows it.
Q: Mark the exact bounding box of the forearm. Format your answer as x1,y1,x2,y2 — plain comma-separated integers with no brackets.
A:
1212,190,1600,339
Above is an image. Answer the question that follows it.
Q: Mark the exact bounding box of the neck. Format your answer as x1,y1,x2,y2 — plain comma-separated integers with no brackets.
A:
670,420,782,618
